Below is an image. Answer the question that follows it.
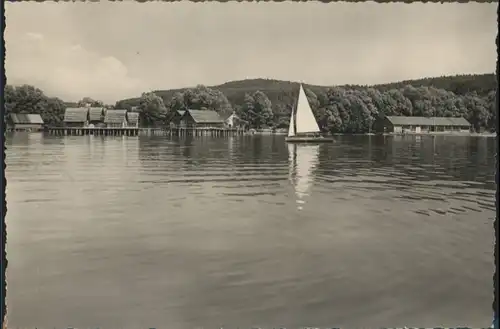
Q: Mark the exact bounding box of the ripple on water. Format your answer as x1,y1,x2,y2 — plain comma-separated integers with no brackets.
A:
4,134,496,328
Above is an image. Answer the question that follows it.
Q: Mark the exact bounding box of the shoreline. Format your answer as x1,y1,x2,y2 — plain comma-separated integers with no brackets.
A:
6,130,497,138
380,132,497,137
249,131,497,137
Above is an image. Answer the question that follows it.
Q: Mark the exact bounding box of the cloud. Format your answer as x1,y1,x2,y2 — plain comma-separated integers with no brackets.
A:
5,33,142,104
4,2,497,104
25,32,44,41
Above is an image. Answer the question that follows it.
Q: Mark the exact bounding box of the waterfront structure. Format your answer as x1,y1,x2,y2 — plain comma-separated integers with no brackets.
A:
88,107,106,127
222,111,245,129
6,113,45,131
180,109,225,128
169,110,186,128
46,127,139,136
374,116,472,134
64,108,89,128
89,107,106,128
104,109,127,128
126,112,140,128
48,108,241,137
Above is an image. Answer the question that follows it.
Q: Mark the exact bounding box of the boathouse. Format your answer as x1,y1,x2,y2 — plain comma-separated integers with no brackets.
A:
374,116,471,134
64,108,89,128
88,107,106,127
104,109,127,128
180,110,225,128
6,113,45,131
126,112,140,128
168,110,186,128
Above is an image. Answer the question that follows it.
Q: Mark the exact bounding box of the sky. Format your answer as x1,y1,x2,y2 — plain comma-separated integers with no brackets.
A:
5,2,497,104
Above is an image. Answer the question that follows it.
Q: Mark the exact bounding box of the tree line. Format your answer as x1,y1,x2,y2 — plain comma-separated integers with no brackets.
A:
4,74,497,133
3,85,110,126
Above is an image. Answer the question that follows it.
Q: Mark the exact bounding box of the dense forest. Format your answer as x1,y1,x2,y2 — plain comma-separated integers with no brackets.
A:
4,73,497,133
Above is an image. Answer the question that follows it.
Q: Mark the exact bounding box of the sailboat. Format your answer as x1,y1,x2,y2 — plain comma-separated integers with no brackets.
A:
286,84,334,143
288,143,320,210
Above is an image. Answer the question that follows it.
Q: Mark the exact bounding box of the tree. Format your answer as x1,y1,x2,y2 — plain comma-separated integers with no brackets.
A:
325,104,343,133
464,92,489,132
77,97,104,107
387,89,412,116
305,88,330,131
238,91,274,129
3,84,67,125
253,91,274,128
43,97,67,126
4,73,497,134
114,99,139,111
138,92,168,127
304,88,320,112
272,103,292,128
168,85,233,117
3,85,17,115
238,93,256,126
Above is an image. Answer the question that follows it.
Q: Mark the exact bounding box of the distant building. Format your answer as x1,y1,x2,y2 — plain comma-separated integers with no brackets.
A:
373,116,471,134
180,110,225,128
64,108,89,128
221,111,244,128
7,113,44,131
126,112,139,128
88,107,106,127
104,109,127,128
169,110,186,128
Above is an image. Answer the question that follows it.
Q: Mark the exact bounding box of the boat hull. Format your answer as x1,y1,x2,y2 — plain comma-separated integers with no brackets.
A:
285,136,335,143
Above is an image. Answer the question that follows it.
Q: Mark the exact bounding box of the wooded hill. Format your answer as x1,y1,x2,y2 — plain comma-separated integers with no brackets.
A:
116,74,497,110
114,73,497,132
4,73,497,133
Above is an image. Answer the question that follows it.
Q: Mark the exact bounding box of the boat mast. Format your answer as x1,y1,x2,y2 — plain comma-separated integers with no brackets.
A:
293,83,302,135
293,96,298,135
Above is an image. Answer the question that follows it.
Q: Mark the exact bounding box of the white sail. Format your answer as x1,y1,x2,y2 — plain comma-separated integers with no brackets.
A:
288,110,295,137
288,144,320,210
296,84,321,134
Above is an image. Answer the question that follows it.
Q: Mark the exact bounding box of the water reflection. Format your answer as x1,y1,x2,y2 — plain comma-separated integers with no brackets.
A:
5,134,496,328
288,143,320,210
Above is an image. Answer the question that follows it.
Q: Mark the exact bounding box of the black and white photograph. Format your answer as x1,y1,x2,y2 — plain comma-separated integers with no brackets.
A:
2,1,498,328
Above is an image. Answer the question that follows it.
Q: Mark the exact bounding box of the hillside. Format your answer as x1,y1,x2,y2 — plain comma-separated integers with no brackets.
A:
4,73,496,133
115,73,497,110
372,74,497,96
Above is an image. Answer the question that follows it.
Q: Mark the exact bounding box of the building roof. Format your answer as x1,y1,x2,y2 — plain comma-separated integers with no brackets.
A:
88,107,105,121
166,110,185,123
385,116,470,127
9,113,44,124
169,110,185,119
185,109,224,123
220,111,238,121
127,112,139,124
64,108,89,123
104,109,127,124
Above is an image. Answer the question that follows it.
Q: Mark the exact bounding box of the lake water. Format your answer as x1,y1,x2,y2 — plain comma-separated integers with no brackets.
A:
5,133,496,328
